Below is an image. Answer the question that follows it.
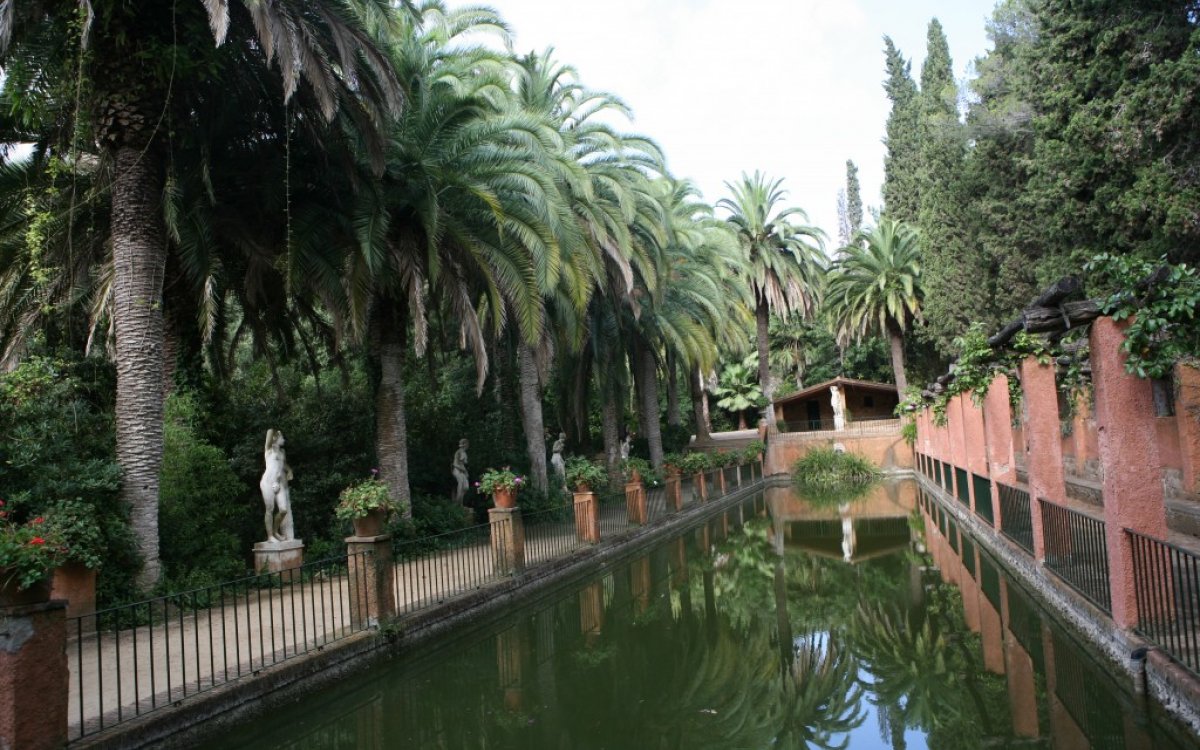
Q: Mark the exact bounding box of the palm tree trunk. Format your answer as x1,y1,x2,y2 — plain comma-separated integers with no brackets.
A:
756,299,774,409
601,391,622,490
635,344,664,468
111,143,167,590
689,366,711,441
376,308,412,518
887,323,908,393
666,351,682,427
517,342,549,494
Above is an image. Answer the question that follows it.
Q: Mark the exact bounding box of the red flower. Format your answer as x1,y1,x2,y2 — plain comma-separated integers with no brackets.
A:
29,537,46,546
32,517,44,525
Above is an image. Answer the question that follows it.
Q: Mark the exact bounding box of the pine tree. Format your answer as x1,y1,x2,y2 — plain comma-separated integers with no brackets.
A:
881,37,921,223
836,188,851,249
846,160,864,238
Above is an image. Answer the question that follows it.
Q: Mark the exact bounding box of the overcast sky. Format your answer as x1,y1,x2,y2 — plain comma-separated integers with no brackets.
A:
491,0,998,244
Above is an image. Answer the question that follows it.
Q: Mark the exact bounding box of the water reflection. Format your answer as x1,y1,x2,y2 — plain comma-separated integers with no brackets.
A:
209,484,1197,750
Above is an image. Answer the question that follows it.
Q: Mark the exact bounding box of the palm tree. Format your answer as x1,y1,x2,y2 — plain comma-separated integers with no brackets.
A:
717,172,825,419
826,218,922,392
1,2,402,587
713,356,763,430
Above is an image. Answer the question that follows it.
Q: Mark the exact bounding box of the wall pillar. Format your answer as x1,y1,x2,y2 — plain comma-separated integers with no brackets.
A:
1020,356,1066,561
665,473,683,511
573,490,600,543
983,374,1016,530
692,472,708,503
0,600,68,750
1176,361,1200,497
1091,317,1168,629
489,507,526,575
962,392,989,513
345,533,396,627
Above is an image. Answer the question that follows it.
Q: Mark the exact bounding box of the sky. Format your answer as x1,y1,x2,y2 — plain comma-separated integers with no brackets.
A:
490,0,999,243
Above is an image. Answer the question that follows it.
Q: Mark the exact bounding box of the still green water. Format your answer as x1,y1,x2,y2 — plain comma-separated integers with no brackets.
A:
209,481,1199,749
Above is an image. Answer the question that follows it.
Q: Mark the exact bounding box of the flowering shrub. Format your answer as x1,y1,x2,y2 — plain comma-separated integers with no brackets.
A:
1,500,66,590
335,476,401,521
477,467,525,494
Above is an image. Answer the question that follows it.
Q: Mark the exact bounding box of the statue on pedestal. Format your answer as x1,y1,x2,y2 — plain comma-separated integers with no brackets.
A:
259,429,295,543
452,438,470,504
620,434,632,461
831,385,847,432
550,432,567,484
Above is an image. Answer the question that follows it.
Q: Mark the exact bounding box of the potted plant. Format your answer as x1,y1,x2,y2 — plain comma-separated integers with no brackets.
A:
564,457,607,493
678,452,710,477
0,501,66,607
477,468,525,509
622,456,651,484
336,475,400,537
663,453,685,477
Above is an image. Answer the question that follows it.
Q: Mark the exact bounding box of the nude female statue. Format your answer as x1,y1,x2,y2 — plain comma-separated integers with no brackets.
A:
452,438,470,504
550,432,567,482
259,429,295,543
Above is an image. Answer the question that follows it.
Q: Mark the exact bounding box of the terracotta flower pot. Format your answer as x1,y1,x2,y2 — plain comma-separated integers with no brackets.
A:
493,487,517,509
352,507,388,537
0,571,52,608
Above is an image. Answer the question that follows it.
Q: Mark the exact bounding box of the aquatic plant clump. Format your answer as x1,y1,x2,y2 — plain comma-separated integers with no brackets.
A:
791,447,880,506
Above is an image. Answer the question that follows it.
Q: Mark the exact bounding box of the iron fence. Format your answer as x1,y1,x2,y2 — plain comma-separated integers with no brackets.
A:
645,484,669,523
972,473,994,526
777,416,901,435
68,551,372,741
597,489,632,539
523,503,582,565
954,466,970,506
1128,530,1200,676
1040,499,1111,613
392,522,498,616
998,484,1034,554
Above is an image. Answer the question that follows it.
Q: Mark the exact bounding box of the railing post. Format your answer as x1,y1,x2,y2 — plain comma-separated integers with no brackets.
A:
625,479,647,525
489,507,526,575
573,489,600,543
345,532,395,628
1091,317,1168,629
692,472,708,502
0,599,68,750
715,467,727,497
665,471,683,511
1020,355,1065,562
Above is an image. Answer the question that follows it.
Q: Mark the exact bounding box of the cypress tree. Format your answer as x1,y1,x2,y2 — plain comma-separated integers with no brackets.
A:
846,160,864,238
881,37,921,223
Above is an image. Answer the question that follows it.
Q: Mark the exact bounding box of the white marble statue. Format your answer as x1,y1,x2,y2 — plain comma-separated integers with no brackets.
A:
259,429,295,543
839,503,856,563
831,385,847,432
452,438,470,504
550,432,567,483
620,434,631,461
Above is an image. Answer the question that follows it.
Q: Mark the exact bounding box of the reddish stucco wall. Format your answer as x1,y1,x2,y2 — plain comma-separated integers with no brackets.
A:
767,430,912,474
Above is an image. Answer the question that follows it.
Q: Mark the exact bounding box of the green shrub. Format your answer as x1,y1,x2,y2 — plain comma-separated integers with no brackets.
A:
564,457,607,490
159,392,249,587
677,452,711,475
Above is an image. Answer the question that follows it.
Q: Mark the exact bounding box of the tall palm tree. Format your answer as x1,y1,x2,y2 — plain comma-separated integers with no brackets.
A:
1,1,402,587
826,218,922,392
717,172,825,420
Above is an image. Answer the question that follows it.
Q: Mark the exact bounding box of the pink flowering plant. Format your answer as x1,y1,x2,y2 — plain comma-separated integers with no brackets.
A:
477,468,525,494
0,500,67,590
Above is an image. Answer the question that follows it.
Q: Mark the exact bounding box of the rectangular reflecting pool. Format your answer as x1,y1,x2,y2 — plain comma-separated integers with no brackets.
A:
204,480,1200,749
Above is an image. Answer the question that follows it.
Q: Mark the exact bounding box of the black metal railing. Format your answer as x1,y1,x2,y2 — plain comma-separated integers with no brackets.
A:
645,484,668,523
523,503,581,565
1128,530,1200,676
597,489,632,539
973,473,994,526
1040,499,1111,613
392,522,498,615
954,466,970,506
68,551,372,741
998,483,1034,554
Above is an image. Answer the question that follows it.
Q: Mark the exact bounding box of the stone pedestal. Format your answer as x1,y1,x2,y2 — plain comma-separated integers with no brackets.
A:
0,600,68,750
489,507,525,575
345,534,396,628
573,491,600,543
715,468,727,496
692,472,707,503
625,480,647,525
253,539,305,581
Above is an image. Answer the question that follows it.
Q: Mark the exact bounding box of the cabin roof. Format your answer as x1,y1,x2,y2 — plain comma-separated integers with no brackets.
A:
774,376,898,406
